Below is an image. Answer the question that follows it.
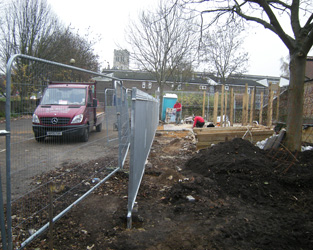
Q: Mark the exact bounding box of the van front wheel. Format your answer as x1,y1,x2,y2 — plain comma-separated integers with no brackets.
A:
81,126,89,142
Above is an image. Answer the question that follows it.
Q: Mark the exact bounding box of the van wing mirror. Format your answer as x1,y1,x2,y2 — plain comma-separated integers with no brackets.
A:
36,98,41,106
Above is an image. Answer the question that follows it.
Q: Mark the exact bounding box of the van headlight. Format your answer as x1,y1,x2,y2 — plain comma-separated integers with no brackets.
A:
32,114,40,124
71,114,83,124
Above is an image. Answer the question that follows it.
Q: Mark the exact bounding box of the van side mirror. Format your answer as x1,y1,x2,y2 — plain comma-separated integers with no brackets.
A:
36,98,41,106
93,98,98,107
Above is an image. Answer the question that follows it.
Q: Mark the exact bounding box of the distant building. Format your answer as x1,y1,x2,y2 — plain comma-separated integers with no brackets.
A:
98,68,280,97
113,49,130,70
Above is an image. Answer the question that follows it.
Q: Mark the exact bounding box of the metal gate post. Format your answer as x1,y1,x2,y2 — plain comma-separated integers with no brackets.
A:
4,54,20,250
0,130,9,250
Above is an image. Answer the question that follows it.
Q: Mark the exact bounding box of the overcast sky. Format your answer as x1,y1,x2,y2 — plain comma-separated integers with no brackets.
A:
47,0,312,77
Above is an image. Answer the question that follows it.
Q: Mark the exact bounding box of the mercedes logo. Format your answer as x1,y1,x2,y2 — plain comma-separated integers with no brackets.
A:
51,117,58,124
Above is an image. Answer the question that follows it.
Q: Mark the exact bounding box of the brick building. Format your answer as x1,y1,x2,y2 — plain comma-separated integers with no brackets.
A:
97,69,279,96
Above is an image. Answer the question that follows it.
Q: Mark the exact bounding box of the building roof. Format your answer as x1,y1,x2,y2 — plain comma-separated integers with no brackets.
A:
100,69,278,88
101,69,209,84
207,75,265,88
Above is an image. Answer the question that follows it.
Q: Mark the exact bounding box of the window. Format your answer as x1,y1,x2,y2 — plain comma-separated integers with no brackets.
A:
199,85,207,90
247,88,251,94
225,85,229,91
142,82,146,88
148,82,152,89
178,84,182,90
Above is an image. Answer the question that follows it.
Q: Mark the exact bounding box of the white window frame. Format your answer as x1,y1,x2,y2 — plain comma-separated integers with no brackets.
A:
142,82,146,88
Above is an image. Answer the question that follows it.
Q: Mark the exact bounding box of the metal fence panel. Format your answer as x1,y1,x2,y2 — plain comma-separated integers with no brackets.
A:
114,81,131,169
127,87,159,228
1,54,128,249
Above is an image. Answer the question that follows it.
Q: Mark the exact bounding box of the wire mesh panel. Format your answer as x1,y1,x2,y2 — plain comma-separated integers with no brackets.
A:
105,88,119,142
2,54,124,249
114,81,131,169
127,87,159,228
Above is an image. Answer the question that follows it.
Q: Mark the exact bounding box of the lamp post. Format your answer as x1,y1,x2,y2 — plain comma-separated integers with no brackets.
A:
70,58,75,82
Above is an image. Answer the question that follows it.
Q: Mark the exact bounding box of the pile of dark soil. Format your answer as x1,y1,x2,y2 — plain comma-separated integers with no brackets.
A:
28,136,313,250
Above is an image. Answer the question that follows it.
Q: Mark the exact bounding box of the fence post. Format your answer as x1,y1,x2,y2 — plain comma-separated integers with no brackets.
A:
207,92,210,121
0,133,8,250
259,91,264,124
202,91,205,118
213,92,218,124
224,89,228,126
220,86,224,126
267,82,273,127
249,88,255,125
242,83,248,125
230,88,234,126
276,85,280,122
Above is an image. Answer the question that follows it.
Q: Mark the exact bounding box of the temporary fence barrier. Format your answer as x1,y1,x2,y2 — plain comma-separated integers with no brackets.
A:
114,81,131,169
127,87,159,228
0,54,131,249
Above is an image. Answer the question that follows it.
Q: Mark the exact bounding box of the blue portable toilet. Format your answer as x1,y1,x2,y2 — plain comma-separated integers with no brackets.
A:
162,93,177,121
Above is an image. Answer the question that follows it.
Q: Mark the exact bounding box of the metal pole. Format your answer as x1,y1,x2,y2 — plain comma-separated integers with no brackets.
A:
104,89,110,143
20,167,120,249
114,81,123,169
0,131,9,250
4,54,21,250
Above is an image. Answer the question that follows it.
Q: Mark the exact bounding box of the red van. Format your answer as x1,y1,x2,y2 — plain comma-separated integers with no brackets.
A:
32,82,104,142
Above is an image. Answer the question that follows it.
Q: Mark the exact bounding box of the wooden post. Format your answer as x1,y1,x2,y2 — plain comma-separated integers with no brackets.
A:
220,86,224,126
267,82,273,127
230,88,234,126
224,90,228,126
276,85,280,122
251,86,257,122
246,86,250,125
213,91,218,124
202,91,206,118
259,91,264,124
242,84,248,125
249,88,255,125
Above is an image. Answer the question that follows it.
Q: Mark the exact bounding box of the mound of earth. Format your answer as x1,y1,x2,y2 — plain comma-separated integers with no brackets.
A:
29,136,313,250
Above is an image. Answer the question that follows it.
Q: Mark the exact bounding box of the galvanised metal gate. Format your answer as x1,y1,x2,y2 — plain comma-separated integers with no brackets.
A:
0,54,132,249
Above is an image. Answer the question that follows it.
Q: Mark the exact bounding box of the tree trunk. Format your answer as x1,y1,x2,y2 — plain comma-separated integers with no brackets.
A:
159,83,164,121
285,53,306,151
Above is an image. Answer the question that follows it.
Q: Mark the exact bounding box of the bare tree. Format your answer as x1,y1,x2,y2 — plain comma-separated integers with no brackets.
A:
45,27,101,72
200,23,249,83
126,1,198,119
0,0,100,96
181,0,313,151
0,0,60,70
